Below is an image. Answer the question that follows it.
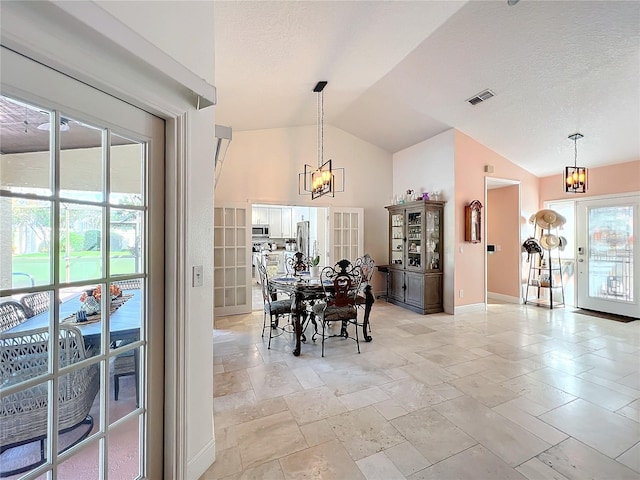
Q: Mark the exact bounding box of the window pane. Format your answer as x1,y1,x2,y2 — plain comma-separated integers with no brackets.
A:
0,95,52,196
60,118,103,201
108,417,141,478
110,208,143,276
110,134,143,206
1,196,53,289
60,203,103,283
110,345,140,421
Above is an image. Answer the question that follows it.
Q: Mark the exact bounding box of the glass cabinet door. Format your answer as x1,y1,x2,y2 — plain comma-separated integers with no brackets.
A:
406,209,423,271
390,211,404,267
425,207,442,271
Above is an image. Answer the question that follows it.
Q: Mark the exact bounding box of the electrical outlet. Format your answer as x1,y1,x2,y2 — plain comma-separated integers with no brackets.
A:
192,265,203,287
459,289,464,298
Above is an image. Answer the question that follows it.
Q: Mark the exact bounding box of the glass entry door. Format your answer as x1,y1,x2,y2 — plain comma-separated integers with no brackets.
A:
576,196,639,317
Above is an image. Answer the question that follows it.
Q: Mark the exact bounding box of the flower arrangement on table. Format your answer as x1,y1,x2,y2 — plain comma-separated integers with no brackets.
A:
79,284,122,315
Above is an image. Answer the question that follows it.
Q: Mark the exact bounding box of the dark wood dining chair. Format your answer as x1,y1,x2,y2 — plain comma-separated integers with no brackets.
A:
257,263,293,349
314,259,363,357
113,344,139,407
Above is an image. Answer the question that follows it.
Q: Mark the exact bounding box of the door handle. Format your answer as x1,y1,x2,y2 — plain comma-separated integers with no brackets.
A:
578,259,584,262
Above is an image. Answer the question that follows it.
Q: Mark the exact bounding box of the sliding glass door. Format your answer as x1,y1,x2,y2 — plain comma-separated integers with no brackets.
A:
1,48,164,478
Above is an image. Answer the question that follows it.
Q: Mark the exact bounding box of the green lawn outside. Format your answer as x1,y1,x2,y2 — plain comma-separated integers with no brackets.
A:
13,252,137,287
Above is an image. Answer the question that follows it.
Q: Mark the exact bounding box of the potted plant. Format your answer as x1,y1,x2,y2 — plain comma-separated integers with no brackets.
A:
309,241,321,277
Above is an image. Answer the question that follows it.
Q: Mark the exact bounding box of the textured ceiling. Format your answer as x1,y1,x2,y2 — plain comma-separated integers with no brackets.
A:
213,0,640,177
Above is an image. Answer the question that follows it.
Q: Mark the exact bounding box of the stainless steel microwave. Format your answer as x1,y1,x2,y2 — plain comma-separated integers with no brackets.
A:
252,225,270,237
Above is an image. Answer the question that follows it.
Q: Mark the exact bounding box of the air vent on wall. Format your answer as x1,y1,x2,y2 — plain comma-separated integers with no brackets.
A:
466,89,495,106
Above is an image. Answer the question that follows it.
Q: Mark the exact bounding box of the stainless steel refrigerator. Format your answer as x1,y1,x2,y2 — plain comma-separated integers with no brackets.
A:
296,221,310,257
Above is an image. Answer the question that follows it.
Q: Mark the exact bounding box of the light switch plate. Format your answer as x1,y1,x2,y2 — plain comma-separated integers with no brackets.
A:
192,265,203,287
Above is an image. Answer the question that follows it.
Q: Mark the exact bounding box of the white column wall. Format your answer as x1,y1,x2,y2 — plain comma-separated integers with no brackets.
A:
95,3,217,477
393,129,455,313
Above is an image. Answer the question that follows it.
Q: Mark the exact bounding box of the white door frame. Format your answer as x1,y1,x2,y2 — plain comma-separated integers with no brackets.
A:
1,3,218,478
484,177,522,306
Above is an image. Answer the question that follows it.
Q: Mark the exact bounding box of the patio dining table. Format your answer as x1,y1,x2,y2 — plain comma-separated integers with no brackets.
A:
6,291,141,350
269,275,374,356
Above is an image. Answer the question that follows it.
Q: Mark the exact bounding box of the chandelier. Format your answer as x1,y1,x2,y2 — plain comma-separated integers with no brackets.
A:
299,81,344,200
564,133,587,193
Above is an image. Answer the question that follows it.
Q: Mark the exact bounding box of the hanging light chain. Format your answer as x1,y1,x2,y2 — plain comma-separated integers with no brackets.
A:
317,89,325,168
573,135,578,168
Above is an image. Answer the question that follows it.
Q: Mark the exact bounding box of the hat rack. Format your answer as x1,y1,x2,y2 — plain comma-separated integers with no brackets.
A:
523,209,566,309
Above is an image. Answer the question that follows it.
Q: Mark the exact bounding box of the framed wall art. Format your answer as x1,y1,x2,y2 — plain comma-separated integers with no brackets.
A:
464,200,483,244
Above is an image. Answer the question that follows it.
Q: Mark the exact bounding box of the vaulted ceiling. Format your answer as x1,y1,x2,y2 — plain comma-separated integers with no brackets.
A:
213,0,640,178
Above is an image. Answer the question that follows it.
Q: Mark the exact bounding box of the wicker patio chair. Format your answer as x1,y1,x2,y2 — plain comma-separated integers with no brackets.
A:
0,300,28,332
19,291,52,318
113,278,142,290
0,325,100,477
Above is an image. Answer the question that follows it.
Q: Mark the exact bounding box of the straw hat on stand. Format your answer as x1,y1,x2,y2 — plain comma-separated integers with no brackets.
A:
534,209,566,230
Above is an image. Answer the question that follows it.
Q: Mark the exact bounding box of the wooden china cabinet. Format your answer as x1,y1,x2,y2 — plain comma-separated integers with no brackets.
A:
385,200,445,314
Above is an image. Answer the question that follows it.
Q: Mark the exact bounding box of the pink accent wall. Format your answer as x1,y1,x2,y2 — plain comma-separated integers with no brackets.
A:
487,185,520,298
539,160,640,202
454,130,539,307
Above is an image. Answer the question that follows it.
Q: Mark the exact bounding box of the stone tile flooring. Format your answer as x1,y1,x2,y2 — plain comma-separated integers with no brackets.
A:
202,299,640,480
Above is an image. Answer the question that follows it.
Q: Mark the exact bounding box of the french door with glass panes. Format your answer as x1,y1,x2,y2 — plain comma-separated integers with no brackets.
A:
576,196,639,318
214,203,251,317
328,207,364,264
0,48,164,478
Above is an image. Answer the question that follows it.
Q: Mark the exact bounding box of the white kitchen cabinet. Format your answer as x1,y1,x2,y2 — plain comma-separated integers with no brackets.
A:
281,207,293,238
252,207,269,225
269,207,282,238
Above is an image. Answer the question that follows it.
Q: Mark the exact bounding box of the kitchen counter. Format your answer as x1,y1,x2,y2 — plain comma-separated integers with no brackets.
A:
252,249,298,277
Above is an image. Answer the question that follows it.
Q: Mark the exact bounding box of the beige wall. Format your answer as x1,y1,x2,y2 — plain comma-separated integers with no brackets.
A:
539,160,640,202
487,185,520,299
215,124,393,294
454,130,539,308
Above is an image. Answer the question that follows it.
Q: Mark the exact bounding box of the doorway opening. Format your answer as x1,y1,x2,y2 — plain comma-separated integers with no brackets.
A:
484,177,522,305
251,204,328,311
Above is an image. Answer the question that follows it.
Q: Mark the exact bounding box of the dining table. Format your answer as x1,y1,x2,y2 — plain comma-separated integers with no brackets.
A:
6,291,141,351
269,275,374,356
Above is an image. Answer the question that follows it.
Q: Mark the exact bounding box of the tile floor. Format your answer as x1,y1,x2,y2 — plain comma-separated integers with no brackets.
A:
202,298,640,480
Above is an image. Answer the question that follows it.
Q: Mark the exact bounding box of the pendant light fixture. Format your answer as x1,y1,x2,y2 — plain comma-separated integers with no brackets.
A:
299,81,344,200
564,133,587,193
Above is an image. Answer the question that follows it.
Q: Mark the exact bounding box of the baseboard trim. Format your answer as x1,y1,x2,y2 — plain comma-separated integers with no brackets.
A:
187,438,216,480
487,292,522,304
454,303,486,314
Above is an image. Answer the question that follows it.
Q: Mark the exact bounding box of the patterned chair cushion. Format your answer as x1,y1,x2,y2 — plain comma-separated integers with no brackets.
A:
321,305,357,321
266,299,291,316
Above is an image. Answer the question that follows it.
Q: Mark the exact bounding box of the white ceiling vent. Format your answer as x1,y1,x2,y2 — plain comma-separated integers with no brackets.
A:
467,89,495,106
